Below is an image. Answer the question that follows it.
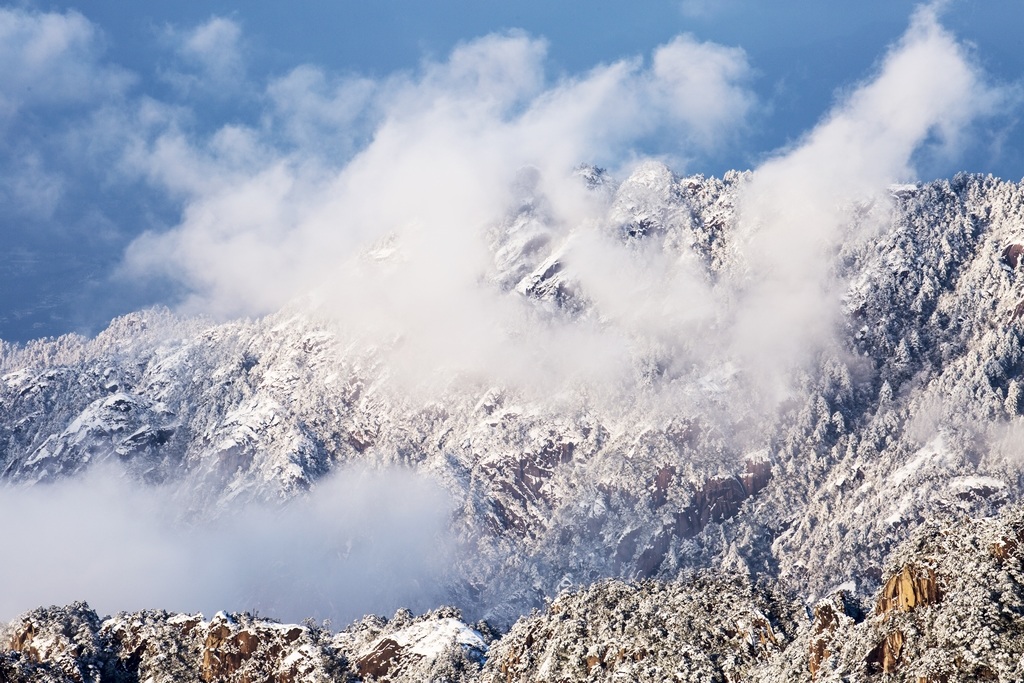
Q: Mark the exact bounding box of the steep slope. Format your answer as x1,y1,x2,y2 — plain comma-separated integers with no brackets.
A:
755,505,1024,682
2,167,1024,628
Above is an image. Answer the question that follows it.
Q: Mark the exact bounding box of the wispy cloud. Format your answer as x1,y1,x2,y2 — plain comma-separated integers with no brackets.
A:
116,4,1015,409
727,2,1011,402
160,16,247,98
0,150,65,220
0,7,133,119
265,65,378,155
679,0,738,20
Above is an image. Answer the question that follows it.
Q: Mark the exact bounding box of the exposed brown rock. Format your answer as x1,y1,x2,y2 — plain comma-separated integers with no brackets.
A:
875,564,940,614
235,629,260,658
991,536,1018,561
650,465,675,507
201,622,235,681
3,605,484,683
593,458,777,576
200,620,281,682
866,629,905,674
744,615,779,655
498,650,521,681
9,620,35,655
741,458,772,498
673,459,772,539
581,645,647,673
990,525,1024,563
485,437,577,536
1003,243,1024,269
808,602,838,679
354,637,404,679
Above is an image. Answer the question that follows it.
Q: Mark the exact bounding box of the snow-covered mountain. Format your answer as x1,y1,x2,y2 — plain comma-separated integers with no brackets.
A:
4,163,1024,680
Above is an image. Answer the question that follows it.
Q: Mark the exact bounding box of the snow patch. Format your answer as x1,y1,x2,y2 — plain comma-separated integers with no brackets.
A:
387,617,486,659
891,437,953,488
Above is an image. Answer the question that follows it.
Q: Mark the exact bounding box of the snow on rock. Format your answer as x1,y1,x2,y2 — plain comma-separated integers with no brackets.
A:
480,572,802,683
4,170,1024,632
0,603,489,682
387,617,486,659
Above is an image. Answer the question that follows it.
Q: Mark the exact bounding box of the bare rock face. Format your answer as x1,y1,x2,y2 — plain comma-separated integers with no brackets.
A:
864,629,904,674
354,637,403,679
1,606,344,683
874,565,940,615
333,607,490,683
1002,243,1024,269
807,593,862,680
192,613,329,683
1,602,111,683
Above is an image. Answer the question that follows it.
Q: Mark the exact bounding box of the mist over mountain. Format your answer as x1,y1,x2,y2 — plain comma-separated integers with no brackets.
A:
6,160,1024,681
5,2,1024,682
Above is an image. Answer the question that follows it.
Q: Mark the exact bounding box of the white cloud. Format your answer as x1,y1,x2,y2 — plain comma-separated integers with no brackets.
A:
123,30,756,395
0,465,455,624
117,4,1011,413
729,3,1008,401
0,7,133,117
650,35,753,146
162,16,246,97
0,150,64,220
0,8,135,235
266,65,377,153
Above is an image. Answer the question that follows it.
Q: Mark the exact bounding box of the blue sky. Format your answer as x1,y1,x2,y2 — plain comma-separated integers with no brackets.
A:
1,0,1023,342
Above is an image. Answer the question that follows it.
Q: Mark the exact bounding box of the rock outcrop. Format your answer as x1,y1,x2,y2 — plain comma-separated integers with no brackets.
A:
874,565,940,614
757,506,1024,682
1,605,487,683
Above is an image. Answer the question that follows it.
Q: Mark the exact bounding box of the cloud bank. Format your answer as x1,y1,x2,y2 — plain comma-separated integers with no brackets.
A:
117,28,757,397
118,4,1009,408
0,465,455,624
124,29,754,315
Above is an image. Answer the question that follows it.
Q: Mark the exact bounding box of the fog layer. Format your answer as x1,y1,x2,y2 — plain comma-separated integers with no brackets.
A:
0,465,454,624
